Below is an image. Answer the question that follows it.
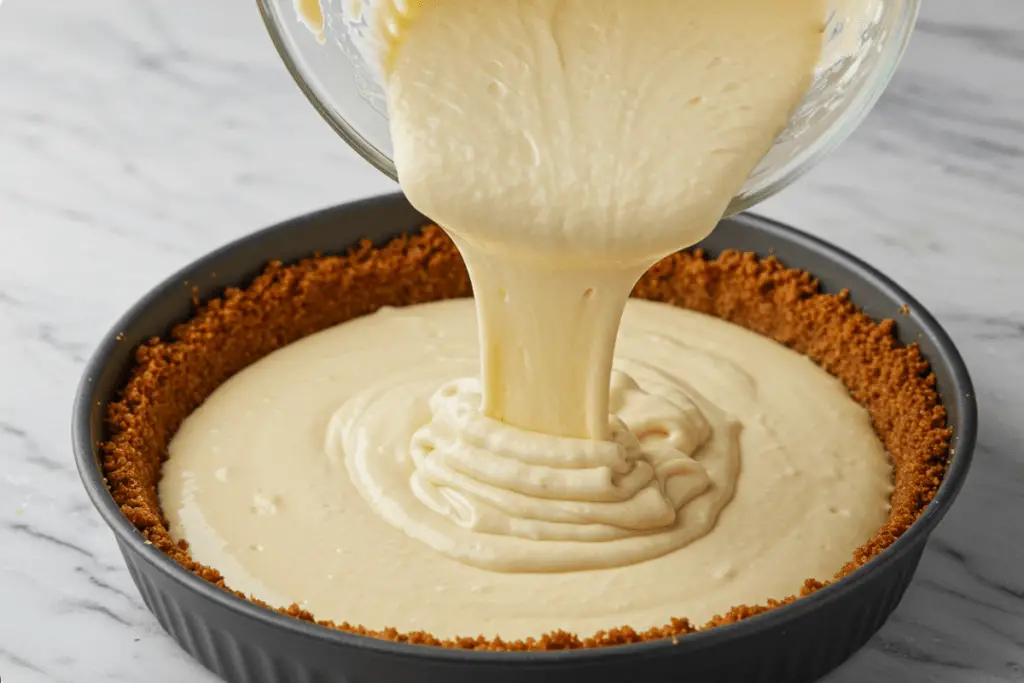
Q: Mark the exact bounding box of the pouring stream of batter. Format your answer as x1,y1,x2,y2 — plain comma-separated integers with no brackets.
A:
326,0,828,569
385,0,824,436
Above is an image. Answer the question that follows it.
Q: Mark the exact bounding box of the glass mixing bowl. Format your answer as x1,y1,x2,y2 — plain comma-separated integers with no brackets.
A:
257,0,919,214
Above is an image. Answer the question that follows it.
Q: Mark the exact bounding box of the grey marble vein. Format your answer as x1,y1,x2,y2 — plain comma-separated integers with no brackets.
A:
0,0,1022,681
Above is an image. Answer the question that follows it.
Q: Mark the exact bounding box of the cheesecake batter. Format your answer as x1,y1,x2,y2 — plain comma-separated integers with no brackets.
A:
160,0,894,639
354,0,831,570
294,0,325,41
162,299,893,639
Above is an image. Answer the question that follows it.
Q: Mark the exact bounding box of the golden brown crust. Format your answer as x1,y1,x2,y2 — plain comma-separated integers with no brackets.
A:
101,225,950,651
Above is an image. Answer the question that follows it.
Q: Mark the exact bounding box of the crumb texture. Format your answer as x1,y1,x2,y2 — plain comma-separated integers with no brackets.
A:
101,226,950,651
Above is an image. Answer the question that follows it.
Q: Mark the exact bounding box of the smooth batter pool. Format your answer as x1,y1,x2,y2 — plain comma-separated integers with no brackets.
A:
160,299,892,641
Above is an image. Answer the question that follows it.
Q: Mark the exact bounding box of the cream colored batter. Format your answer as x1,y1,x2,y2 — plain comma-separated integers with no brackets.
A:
162,299,892,639
159,0,895,639
332,304,742,572
294,0,324,41
386,0,825,437
333,0,830,572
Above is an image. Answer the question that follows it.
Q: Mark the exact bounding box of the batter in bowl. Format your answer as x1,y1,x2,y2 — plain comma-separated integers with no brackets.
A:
160,0,894,639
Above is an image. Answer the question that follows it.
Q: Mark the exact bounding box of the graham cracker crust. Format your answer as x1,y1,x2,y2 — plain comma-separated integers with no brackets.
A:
100,225,951,651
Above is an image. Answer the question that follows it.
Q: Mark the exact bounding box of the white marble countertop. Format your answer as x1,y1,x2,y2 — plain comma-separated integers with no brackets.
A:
1,0,1022,681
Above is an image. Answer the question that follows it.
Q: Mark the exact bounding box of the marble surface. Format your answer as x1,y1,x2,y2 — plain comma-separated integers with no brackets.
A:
1,0,1022,681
